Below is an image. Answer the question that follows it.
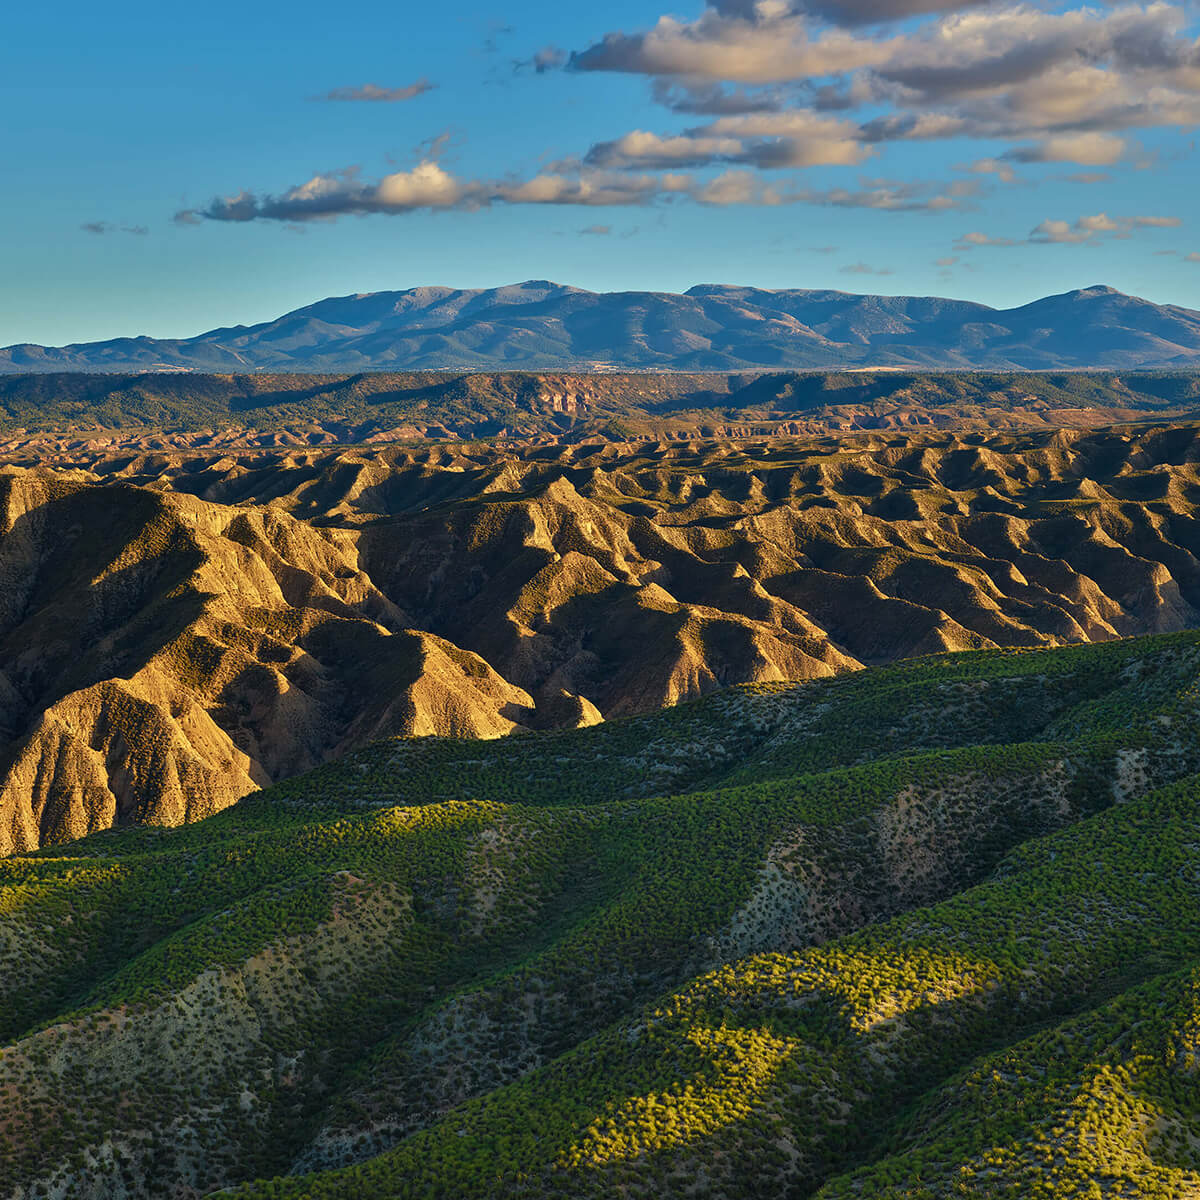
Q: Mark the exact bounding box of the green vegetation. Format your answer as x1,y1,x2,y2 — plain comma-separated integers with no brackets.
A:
5,631,1200,1195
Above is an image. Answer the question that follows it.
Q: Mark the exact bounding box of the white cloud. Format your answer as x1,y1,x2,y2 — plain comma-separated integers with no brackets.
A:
318,79,435,102
1006,133,1128,166
375,163,465,209
966,158,1017,183
571,1,1200,165
570,12,895,83
586,110,870,169
957,211,1181,248
955,231,1019,248
1030,211,1181,242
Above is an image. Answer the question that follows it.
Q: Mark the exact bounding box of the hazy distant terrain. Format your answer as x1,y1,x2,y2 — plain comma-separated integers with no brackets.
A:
5,281,1200,372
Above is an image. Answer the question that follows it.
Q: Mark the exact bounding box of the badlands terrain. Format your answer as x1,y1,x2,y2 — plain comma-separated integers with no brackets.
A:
6,415,1200,854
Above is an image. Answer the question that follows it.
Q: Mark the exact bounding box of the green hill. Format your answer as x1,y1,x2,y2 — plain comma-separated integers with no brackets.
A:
5,630,1200,1197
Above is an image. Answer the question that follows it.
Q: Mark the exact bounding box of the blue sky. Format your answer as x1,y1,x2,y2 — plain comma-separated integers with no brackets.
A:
3,0,1199,345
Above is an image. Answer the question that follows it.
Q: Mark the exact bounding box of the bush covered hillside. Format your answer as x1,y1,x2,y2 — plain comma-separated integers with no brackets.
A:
5,631,1200,1197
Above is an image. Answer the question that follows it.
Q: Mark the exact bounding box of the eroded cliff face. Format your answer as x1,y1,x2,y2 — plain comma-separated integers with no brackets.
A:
5,420,1200,852
0,470,537,854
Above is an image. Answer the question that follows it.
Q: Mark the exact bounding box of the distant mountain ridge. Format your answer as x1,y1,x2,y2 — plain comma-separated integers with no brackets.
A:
5,281,1200,373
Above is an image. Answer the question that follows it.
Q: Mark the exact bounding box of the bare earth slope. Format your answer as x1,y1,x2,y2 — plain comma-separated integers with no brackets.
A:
0,469,534,855
6,421,1200,851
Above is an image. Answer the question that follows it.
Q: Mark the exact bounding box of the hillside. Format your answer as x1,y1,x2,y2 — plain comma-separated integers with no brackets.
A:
5,282,1200,373
3,371,1200,453
5,631,1200,1197
7,421,1200,855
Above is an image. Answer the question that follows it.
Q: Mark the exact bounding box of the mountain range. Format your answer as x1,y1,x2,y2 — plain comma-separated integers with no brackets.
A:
5,281,1200,373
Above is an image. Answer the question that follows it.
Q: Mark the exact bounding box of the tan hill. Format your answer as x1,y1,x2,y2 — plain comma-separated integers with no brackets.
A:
3,421,1200,852
0,469,537,855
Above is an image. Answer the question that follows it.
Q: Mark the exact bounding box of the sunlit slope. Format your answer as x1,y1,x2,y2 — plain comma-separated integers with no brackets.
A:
0,469,534,855
4,632,1200,1197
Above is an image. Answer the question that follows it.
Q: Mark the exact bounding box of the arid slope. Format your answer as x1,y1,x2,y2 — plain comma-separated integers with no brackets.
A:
0,470,532,855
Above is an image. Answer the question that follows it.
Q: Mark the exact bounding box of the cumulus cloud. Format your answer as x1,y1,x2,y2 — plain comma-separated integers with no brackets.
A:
498,170,689,206
955,211,1180,249
1187,251,1200,261
709,0,987,24
696,169,775,204
650,79,786,114
177,163,704,224
317,79,435,102
177,159,980,224
585,110,869,170
840,261,894,273
966,158,1017,183
568,1,1200,173
177,163,475,223
570,12,892,84
1004,133,1128,166
955,231,1019,248
688,170,976,209
579,224,612,235
183,0,1200,247
1029,212,1181,242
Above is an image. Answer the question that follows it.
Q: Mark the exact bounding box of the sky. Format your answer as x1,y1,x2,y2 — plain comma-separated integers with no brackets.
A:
3,0,1200,345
